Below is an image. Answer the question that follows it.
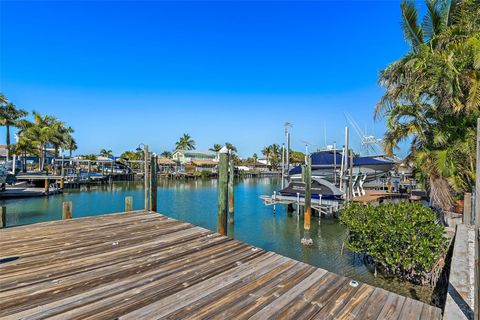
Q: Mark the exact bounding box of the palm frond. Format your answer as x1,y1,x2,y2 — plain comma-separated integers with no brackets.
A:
401,0,425,50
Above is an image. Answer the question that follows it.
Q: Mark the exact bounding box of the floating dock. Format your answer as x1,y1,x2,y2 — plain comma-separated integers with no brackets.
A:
0,211,442,319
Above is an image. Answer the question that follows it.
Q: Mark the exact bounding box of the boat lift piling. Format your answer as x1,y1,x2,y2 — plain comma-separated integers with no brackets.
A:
301,156,313,246
217,146,229,236
228,156,234,224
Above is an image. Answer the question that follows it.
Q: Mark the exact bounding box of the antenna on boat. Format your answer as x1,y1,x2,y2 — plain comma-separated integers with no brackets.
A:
283,122,293,182
343,112,383,155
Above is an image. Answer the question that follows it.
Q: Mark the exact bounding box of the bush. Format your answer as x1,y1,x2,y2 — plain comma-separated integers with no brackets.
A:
340,202,447,284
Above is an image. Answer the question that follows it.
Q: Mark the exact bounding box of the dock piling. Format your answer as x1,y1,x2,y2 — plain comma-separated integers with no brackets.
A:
62,201,72,220
228,156,234,224
217,146,229,236
125,196,133,212
44,178,49,195
0,206,6,228
144,145,150,211
301,156,313,246
150,156,158,212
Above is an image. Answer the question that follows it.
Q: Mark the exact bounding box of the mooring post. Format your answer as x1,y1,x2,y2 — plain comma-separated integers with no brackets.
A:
301,156,313,246
0,206,6,228
228,154,234,224
62,201,72,220
150,155,158,212
87,160,91,183
217,146,229,236
125,196,133,212
44,178,49,195
144,145,150,211
296,192,300,214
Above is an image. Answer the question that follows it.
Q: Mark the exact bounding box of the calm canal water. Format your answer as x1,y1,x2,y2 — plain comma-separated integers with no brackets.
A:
1,177,433,303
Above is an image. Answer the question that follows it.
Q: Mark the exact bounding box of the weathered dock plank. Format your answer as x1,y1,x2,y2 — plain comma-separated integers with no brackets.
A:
0,211,442,319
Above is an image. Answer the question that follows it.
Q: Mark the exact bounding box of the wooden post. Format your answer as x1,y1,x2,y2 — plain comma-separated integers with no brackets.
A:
60,157,65,190
228,155,234,224
301,156,313,246
125,196,133,212
44,178,49,195
464,193,472,225
87,160,91,182
62,201,72,220
349,149,354,200
144,145,150,211
217,146,229,236
0,206,6,228
150,156,158,212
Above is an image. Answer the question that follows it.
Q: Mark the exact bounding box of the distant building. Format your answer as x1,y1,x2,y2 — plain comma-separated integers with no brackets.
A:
238,160,270,172
157,157,177,173
258,158,270,166
172,150,218,165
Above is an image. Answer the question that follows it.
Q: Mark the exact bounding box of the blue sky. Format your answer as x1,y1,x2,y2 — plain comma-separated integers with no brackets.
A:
0,1,414,157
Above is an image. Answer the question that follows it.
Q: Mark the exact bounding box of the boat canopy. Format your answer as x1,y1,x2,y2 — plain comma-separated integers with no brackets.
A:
289,151,396,175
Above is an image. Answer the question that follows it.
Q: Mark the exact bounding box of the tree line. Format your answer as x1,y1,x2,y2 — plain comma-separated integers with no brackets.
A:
0,94,76,172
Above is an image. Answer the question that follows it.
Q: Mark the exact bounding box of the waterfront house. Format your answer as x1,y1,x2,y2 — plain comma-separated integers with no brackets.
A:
189,159,218,173
172,150,218,165
157,157,177,173
238,160,270,172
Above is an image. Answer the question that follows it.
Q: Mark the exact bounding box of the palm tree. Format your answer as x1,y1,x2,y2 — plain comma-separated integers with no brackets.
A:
375,0,480,209
160,151,172,158
64,136,77,158
99,148,113,158
0,93,8,104
175,133,195,150
225,142,237,153
0,103,28,152
22,112,72,171
209,144,222,152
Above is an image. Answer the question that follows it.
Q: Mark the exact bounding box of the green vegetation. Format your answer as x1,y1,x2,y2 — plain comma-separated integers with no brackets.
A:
209,144,222,152
0,102,28,150
160,151,172,158
376,0,480,209
99,149,113,158
262,144,281,170
175,133,196,150
340,202,448,284
120,150,143,161
0,95,75,172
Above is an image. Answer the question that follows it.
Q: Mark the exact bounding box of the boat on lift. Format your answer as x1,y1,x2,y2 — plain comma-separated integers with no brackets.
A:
288,150,397,183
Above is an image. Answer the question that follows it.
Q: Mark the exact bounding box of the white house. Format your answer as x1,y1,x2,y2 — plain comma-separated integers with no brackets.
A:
172,150,218,165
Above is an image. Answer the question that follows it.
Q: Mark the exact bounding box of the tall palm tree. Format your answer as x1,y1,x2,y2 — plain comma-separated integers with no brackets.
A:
0,93,8,104
99,148,113,158
375,0,480,209
64,135,77,158
0,103,28,151
175,133,195,150
160,151,172,158
225,142,237,153
209,144,222,152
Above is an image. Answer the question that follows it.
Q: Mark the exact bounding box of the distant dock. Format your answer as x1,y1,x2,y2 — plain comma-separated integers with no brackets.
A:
0,211,442,319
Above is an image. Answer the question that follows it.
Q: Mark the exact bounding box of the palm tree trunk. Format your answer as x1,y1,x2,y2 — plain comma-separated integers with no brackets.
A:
39,145,45,171
5,124,10,147
23,151,27,173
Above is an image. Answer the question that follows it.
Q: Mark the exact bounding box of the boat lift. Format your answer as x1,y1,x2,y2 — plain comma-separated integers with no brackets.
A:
260,191,341,216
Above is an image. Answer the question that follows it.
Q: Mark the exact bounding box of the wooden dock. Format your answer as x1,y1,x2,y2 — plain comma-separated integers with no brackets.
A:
353,191,408,204
0,211,442,319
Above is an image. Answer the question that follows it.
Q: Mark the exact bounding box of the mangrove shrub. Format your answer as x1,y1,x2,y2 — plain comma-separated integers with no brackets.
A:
340,202,447,284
